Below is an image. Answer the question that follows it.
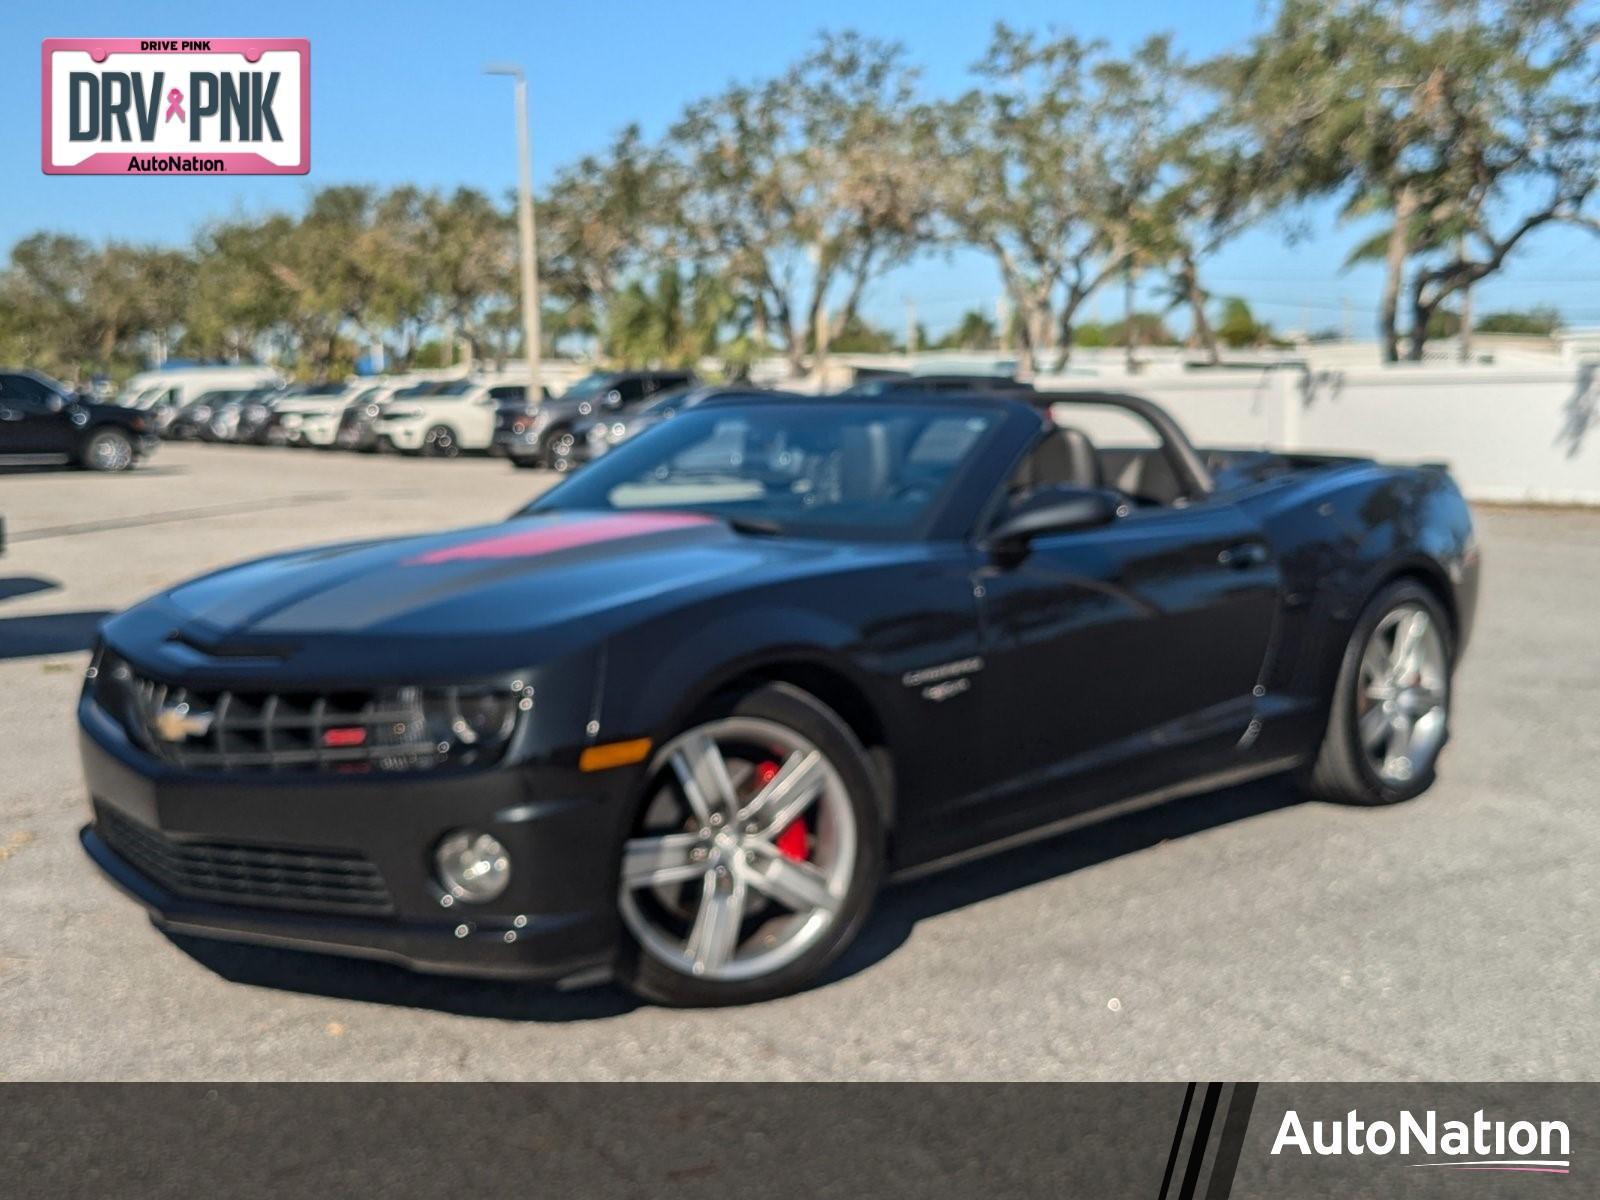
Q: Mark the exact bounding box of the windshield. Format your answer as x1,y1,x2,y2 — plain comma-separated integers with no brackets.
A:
840,377,910,397
559,374,616,401
635,384,699,418
393,382,442,399
527,402,997,538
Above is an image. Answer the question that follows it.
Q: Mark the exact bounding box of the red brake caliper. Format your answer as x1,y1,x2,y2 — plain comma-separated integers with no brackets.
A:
756,760,809,861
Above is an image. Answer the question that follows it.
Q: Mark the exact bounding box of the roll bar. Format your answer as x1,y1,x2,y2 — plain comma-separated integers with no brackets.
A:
1030,390,1215,498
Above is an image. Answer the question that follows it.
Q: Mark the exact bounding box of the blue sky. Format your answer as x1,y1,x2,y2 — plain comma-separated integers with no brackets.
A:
7,0,1598,338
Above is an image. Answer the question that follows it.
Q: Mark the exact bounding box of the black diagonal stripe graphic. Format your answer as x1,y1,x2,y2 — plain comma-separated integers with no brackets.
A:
1177,1082,1224,1200
1157,1083,1197,1200
1203,1083,1260,1200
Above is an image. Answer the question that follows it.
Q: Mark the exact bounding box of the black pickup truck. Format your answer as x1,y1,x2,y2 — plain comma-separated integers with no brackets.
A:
0,369,157,472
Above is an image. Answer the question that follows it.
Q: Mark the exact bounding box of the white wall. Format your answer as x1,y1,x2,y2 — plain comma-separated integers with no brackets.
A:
1032,364,1600,506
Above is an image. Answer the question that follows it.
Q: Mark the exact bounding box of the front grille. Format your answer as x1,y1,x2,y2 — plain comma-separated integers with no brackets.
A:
94,652,522,774
95,803,394,915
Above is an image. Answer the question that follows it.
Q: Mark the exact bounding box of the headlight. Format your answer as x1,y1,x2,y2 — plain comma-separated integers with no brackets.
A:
423,686,522,752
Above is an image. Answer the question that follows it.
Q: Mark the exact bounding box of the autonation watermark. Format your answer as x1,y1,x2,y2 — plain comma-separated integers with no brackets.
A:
1272,1107,1572,1174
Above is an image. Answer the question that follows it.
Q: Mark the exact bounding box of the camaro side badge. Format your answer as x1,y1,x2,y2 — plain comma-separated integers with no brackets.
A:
903,657,983,701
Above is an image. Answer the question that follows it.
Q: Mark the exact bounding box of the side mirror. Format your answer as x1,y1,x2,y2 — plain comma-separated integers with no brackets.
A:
984,485,1125,554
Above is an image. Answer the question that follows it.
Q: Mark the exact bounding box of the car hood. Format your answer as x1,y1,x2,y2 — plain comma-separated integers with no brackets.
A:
274,397,347,415
117,512,881,660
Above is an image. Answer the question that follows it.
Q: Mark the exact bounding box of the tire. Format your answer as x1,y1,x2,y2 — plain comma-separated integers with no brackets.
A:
614,682,885,1006
422,425,459,458
80,427,135,473
1302,579,1454,805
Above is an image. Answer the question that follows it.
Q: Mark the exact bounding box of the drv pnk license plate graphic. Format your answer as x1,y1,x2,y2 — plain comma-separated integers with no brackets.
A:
41,39,309,175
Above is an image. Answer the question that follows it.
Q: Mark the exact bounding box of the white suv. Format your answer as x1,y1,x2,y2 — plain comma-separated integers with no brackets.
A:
372,379,507,456
269,383,360,447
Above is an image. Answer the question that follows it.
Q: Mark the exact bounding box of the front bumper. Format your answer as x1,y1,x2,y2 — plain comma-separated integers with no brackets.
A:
300,415,341,447
493,429,544,463
376,423,425,452
78,698,630,985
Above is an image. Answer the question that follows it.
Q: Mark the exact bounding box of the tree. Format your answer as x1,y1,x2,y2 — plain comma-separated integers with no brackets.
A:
936,29,1184,373
0,236,197,377
1475,306,1562,336
1223,0,1600,361
828,314,898,353
671,32,937,374
0,234,96,375
184,215,297,364
421,187,516,365
934,309,998,350
540,125,676,347
1217,297,1271,348
1103,311,1177,347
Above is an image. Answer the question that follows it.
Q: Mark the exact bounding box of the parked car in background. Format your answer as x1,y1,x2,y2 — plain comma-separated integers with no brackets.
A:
205,389,290,443
497,370,696,469
165,389,248,441
264,383,358,447
233,387,288,445
120,365,281,434
332,378,437,451
371,378,514,457
565,384,797,470
842,373,1032,397
0,369,157,472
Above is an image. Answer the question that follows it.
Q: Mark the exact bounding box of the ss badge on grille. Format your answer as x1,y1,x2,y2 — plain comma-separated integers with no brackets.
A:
153,702,214,742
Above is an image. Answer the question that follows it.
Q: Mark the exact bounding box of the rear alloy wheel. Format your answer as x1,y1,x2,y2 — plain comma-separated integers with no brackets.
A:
422,425,459,458
1304,580,1453,805
82,428,135,472
616,684,883,1005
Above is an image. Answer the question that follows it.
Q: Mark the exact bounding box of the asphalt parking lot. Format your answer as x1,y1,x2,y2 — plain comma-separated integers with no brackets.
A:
0,443,1595,1081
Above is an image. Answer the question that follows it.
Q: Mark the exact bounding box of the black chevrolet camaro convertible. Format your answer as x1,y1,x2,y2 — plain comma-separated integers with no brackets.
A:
79,391,1479,1005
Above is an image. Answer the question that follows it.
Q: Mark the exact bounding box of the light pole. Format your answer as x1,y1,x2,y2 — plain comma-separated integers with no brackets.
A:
486,63,542,405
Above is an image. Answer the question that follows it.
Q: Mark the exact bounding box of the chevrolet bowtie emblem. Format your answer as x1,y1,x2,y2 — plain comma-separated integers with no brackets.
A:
153,702,214,742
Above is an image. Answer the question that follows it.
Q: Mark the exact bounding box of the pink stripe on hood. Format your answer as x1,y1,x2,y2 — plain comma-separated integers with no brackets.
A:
409,513,714,565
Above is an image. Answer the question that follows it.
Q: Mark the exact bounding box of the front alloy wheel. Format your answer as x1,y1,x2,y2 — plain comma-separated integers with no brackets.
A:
1355,603,1448,786
616,685,882,1005
1304,579,1454,805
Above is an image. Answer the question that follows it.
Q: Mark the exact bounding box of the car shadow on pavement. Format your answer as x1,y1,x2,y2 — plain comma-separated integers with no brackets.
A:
163,934,643,1022
0,610,110,659
822,773,1305,988
162,774,1302,1021
0,463,187,477
0,575,61,603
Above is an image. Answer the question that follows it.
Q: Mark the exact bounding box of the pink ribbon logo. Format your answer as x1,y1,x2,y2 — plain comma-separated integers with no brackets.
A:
164,88,185,123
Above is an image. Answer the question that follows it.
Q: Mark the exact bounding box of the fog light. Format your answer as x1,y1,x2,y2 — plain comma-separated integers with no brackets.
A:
435,830,511,903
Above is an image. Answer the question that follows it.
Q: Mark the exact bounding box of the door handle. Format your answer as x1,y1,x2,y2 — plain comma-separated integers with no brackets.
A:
1218,542,1269,568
